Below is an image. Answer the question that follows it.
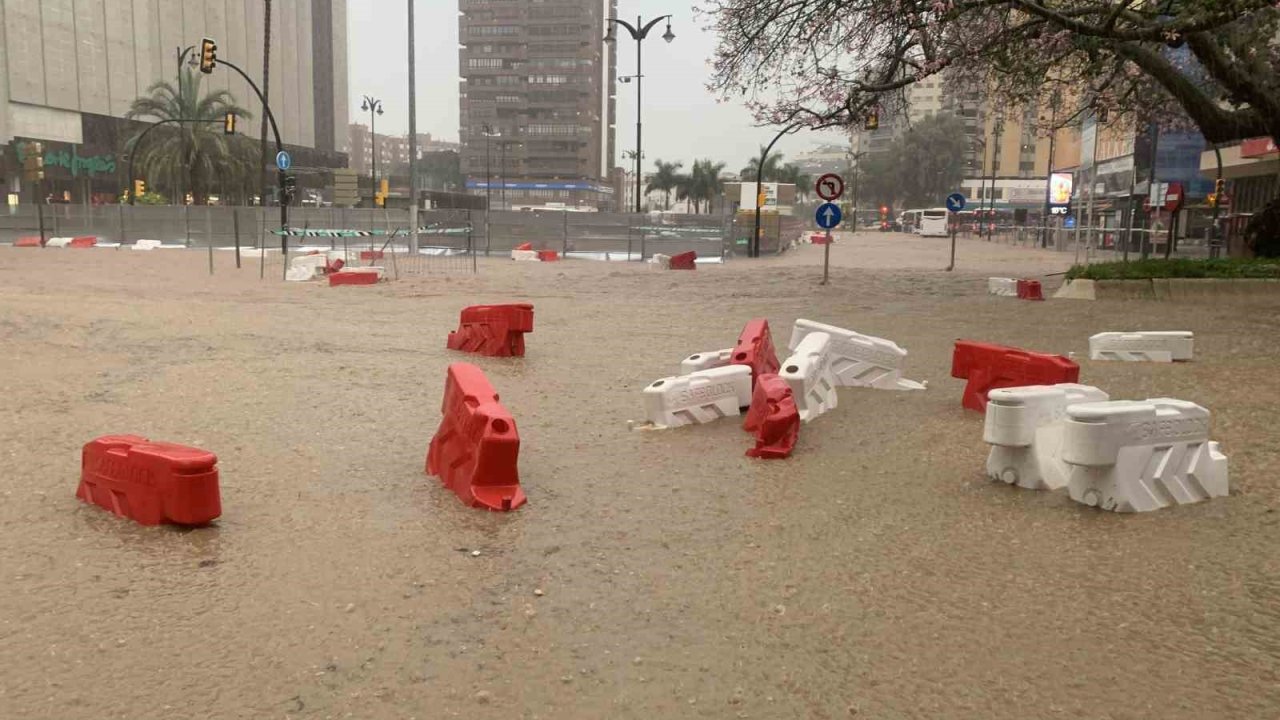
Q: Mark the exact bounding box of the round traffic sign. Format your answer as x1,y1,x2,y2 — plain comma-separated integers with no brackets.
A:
815,173,845,202
815,202,843,229
945,192,966,213
275,150,292,171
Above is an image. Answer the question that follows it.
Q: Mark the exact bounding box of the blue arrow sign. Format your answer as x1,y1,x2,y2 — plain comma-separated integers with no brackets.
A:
946,192,966,213
815,202,842,229
275,150,292,171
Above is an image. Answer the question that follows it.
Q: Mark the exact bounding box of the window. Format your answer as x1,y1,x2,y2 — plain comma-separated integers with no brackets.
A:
467,58,505,69
468,25,519,36
528,74,569,84
1019,160,1035,172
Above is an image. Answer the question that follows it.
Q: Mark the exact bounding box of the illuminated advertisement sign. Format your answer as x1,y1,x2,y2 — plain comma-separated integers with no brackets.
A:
1048,172,1073,214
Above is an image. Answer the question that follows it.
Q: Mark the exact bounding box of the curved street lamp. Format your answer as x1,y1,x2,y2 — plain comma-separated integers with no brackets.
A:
605,15,674,214
361,95,385,203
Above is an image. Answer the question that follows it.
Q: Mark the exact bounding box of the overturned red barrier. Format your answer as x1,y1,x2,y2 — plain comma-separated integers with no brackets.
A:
78,435,221,526
731,318,781,387
447,303,534,357
515,242,533,251
329,269,379,286
669,251,697,270
14,236,43,247
742,373,800,459
951,340,1079,412
359,250,384,260
537,250,559,262
1017,279,1044,301
69,236,97,248
427,363,526,511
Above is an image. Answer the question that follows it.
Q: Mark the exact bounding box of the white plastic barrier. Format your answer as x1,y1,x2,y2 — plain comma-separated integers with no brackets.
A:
650,253,672,270
779,332,838,422
287,254,328,281
511,249,539,261
680,348,732,375
1062,398,1228,512
641,365,753,429
132,239,163,251
1089,331,1194,362
987,277,1018,296
788,319,926,391
984,384,1110,490
45,237,73,248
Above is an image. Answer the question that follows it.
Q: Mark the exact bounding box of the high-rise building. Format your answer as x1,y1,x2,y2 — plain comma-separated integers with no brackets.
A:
458,0,616,210
0,0,349,203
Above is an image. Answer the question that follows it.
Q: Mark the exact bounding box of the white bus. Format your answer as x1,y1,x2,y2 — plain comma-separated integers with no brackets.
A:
919,208,949,237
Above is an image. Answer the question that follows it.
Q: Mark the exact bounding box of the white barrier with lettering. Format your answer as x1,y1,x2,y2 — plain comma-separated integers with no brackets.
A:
1062,398,1228,512
1089,331,1194,362
988,277,1018,297
680,348,732,375
779,332,838,422
46,237,73,248
511,249,539,261
641,365,753,429
984,384,1110,490
788,319,926,391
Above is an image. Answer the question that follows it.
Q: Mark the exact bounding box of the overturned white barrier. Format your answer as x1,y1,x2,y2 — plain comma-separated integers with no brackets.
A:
650,253,672,270
1062,398,1228,512
680,348,732,375
988,277,1018,297
511,249,539,261
131,239,163,251
641,365,753,429
45,237,73,248
788,319,926,391
286,254,329,282
1089,331,1194,362
779,332,838,422
984,384,1110,490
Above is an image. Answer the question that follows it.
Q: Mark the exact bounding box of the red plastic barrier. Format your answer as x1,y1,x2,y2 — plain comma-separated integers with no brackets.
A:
426,363,526,511
69,236,97,248
731,318,781,387
14,236,43,247
811,233,831,245
77,435,221,526
1017,279,1044,301
951,340,1079,412
515,242,533,251
742,373,800,459
328,258,346,273
360,250,384,260
446,303,534,357
537,250,559,262
329,270,379,286
669,251,697,270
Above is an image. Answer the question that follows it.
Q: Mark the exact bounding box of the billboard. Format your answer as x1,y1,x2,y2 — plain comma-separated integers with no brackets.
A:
1048,172,1073,214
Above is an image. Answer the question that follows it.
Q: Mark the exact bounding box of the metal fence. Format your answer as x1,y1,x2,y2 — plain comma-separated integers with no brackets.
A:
957,223,1218,263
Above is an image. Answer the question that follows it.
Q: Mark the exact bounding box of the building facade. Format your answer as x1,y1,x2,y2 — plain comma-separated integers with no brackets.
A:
0,0,348,203
458,0,616,210
347,125,460,181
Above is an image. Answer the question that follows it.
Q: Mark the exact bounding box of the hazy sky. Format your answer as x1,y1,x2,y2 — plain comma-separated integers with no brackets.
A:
345,1,842,175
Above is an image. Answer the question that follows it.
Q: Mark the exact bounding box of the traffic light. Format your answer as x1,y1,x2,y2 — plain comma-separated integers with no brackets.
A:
133,179,145,198
1214,177,1225,196
1207,193,1218,208
199,38,217,74
1096,106,1109,124
864,109,879,131
374,194,385,208
224,112,236,135
757,192,767,207
281,174,296,203
380,178,390,197
879,205,889,217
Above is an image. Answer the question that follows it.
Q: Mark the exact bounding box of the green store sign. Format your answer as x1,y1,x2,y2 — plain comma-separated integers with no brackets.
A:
15,142,117,178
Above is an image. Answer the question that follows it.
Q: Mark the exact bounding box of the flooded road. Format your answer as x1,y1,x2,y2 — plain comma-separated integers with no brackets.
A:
1,234,1278,719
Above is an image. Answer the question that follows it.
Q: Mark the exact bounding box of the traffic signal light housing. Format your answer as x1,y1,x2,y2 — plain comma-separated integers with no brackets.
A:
864,109,879,131
133,179,145,198
281,173,297,203
199,38,217,74
1214,177,1225,196
224,113,236,135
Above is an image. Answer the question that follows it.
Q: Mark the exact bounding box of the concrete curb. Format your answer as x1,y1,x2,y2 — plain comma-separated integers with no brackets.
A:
1055,278,1280,301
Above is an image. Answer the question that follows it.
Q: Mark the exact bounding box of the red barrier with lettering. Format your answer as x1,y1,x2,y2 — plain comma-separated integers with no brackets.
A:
446,303,534,357
742,373,799,459
427,363,526,511
14,237,42,247
78,435,221,526
669,251,697,270
329,270,378,286
951,340,1079,412
69,236,97,248
731,318,781,388
1017,279,1044,301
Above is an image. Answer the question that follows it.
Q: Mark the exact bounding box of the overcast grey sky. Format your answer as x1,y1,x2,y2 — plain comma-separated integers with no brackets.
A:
346,1,842,175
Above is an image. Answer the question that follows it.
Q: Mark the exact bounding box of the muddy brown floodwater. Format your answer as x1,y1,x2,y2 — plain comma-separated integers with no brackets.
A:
1,233,1278,720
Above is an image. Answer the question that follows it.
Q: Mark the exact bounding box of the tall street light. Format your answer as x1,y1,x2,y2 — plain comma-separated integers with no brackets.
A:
605,14,674,214
361,95,384,205
481,123,500,254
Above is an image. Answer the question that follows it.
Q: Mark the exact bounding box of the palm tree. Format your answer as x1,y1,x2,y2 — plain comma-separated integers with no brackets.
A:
125,69,253,204
777,163,812,203
645,159,684,211
740,148,786,182
695,159,726,214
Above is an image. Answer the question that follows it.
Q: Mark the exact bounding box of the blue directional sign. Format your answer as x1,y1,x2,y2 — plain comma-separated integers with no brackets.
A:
946,192,967,213
815,202,842,229
275,150,292,171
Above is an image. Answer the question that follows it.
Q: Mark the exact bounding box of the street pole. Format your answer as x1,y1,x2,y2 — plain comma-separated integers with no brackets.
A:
634,16,642,216
606,15,673,215
484,124,492,255
1211,144,1224,258
1082,111,1101,263
1142,120,1160,260
408,0,419,253
987,117,1002,242
500,140,507,210
1040,91,1060,248
752,122,801,258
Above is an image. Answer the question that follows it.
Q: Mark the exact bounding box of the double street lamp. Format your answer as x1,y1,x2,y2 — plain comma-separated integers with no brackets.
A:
605,15,674,214
361,95,384,204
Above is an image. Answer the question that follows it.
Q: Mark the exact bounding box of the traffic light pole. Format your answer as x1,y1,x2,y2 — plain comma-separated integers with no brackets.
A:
127,118,221,206
752,122,800,258
213,57,288,252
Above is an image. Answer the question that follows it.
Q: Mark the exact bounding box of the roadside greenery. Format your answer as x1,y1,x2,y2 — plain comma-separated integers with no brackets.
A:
1065,259,1280,281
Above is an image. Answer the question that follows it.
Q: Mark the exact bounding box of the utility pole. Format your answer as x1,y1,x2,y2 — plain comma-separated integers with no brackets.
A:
259,0,273,206
605,15,674,214
408,0,419,253
1040,90,1060,248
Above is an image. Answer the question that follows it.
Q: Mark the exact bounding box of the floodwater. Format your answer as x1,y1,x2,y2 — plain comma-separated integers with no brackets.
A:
1,233,1278,719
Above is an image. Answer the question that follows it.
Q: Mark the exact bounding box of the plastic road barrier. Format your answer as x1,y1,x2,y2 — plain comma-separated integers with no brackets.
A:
988,278,1018,296
14,236,42,247
1062,398,1228,512
788,319,926,391
360,250,384,260
1089,331,1194,362
69,236,97,248
46,237,73,248
537,250,559,262
427,363,526,511
1016,279,1045,301
731,318,781,387
681,348,733,375
515,242,533,251
511,249,539,261
984,383,1110,490
742,372,800,458
669,251,697,270
78,435,221,526
951,340,1080,413
651,253,672,270
641,365,753,429
447,303,535,357
132,239,163,251
779,332,838,422
328,269,381,286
